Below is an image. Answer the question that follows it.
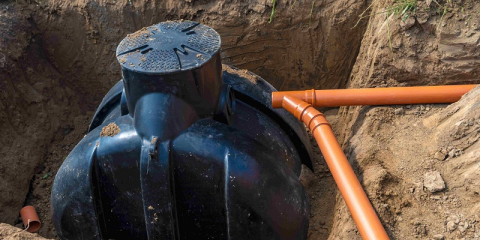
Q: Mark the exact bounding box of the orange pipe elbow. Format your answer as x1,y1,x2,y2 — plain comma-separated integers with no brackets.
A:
272,85,476,108
282,96,390,240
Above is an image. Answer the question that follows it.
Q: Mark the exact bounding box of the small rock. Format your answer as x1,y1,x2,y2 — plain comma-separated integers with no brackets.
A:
413,223,427,236
400,16,416,30
416,12,430,24
0,52,5,68
447,220,457,232
458,221,469,233
412,219,421,226
424,171,445,192
395,108,405,115
448,149,457,158
433,234,444,240
430,195,441,200
299,165,316,187
433,151,447,161
447,215,459,224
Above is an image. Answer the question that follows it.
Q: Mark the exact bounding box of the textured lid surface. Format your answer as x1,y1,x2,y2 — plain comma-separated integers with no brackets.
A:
116,21,221,74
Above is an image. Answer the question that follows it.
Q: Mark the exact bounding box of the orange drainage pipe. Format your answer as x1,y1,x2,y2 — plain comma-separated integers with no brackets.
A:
281,96,390,240
272,85,476,108
20,206,41,233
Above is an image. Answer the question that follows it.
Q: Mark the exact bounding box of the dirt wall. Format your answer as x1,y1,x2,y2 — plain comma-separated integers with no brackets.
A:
331,0,480,239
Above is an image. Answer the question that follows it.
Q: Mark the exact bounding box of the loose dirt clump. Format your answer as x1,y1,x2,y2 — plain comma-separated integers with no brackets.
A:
223,64,259,84
0,223,51,240
100,122,121,137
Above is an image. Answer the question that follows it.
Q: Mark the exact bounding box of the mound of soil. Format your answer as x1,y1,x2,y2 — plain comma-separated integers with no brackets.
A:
0,223,51,240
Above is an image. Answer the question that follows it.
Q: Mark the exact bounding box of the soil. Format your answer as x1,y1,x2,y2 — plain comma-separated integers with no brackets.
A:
100,122,121,137
0,223,51,240
331,0,480,239
223,64,259,84
1,0,480,239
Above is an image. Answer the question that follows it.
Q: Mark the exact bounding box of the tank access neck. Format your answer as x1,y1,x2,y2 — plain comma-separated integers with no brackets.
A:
115,21,223,118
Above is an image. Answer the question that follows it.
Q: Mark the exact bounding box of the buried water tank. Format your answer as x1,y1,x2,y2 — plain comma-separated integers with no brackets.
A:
51,21,314,240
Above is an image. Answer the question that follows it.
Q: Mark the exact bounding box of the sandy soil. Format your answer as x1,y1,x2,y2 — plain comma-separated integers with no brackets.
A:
0,223,51,240
330,0,480,239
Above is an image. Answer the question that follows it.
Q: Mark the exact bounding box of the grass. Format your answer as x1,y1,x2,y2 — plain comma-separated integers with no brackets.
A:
352,0,417,58
386,0,417,21
432,0,450,31
386,0,417,57
269,0,316,25
353,0,417,29
309,0,315,25
269,0,277,23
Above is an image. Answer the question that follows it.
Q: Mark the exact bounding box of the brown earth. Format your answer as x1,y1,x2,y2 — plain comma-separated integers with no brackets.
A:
1,0,480,239
0,223,51,240
330,0,480,239
100,122,121,137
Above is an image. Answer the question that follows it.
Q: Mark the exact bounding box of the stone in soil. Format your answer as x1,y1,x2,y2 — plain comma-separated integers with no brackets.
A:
423,171,445,193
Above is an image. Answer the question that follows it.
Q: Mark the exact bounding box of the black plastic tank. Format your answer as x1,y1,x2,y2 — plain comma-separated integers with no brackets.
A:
51,21,314,240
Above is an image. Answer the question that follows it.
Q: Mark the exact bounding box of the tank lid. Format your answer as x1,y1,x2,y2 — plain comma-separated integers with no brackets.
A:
116,20,221,74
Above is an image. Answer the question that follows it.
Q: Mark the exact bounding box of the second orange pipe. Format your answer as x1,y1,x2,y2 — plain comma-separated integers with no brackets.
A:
272,85,476,108
282,96,389,240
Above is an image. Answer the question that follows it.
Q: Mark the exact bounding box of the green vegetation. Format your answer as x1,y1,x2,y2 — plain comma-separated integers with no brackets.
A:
269,0,316,25
432,0,449,31
269,0,277,23
386,0,417,21
309,0,315,25
353,0,417,29
386,0,417,57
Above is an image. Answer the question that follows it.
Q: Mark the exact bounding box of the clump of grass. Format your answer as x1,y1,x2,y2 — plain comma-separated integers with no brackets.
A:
353,0,417,29
291,0,297,9
352,0,417,58
386,0,416,57
309,0,316,26
386,17,394,58
432,0,449,31
270,0,316,25
386,0,417,21
269,0,277,23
